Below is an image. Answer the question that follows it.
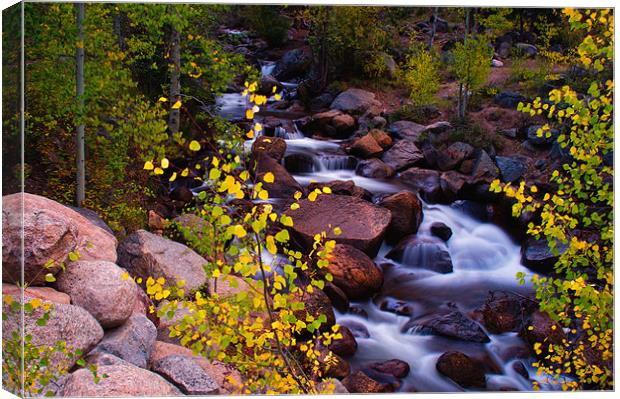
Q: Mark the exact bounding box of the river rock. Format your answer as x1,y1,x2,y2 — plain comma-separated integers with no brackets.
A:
349,134,383,158
403,306,490,343
482,291,537,334
399,167,443,202
342,370,395,393
368,359,410,379
89,313,157,369
356,158,395,179
318,348,351,379
295,286,336,331
387,236,453,274
257,75,282,96
307,180,369,200
317,378,349,393
521,237,568,273
471,150,499,181
527,125,559,147
324,244,383,300
152,355,220,395
304,109,356,138
251,135,287,162
328,325,358,357
437,142,475,171
494,91,528,108
285,194,391,257
117,229,208,296
331,88,381,116
55,260,138,328
381,139,423,171
495,156,528,183
379,191,423,244
430,222,453,242
436,351,486,388
519,311,566,350
440,171,470,200
2,193,117,286
332,113,356,135
2,296,104,370
61,363,181,397
254,152,304,198
272,47,312,81
341,320,370,338
2,283,70,304
369,129,393,149
388,120,426,141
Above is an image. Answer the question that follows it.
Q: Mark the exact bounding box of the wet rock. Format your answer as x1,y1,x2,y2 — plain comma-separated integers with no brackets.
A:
295,287,336,331
494,91,528,108
323,244,383,300
2,296,103,370
90,313,157,369
521,237,568,273
285,194,391,257
331,88,381,116
169,186,193,205
356,158,395,179
430,222,453,242
437,142,475,171
341,320,370,339
349,134,383,158
482,291,538,334
251,135,287,162
512,361,529,379
381,139,424,171
307,180,369,200
303,109,356,138
309,93,336,113
471,150,499,181
342,370,395,393
378,297,414,316
501,128,518,139
388,120,426,141
257,75,282,96
379,191,423,244
254,152,304,198
332,113,356,135
496,156,528,183
2,283,70,304
272,47,312,81
439,171,470,200
403,306,490,343
152,355,220,395
519,311,566,350
2,193,117,286
436,351,486,388
56,260,138,328
317,378,349,393
117,230,208,297
387,236,453,274
369,129,393,149
328,325,358,357
284,153,315,173
318,348,351,379
323,282,350,313
399,167,443,203
527,125,559,147
368,359,410,379
61,363,181,397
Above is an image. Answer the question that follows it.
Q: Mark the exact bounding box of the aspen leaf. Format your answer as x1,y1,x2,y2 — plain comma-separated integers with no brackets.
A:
143,161,154,170
161,158,169,169
169,172,177,182
189,140,201,151
154,167,164,175
158,96,167,102
171,100,182,109
263,172,274,183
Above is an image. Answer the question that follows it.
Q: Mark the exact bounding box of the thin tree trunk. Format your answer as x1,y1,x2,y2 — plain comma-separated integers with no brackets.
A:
75,3,85,206
168,25,181,134
458,8,471,120
429,7,439,49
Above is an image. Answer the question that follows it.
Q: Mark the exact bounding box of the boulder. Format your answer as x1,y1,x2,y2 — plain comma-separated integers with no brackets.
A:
285,194,391,257
257,75,282,96
2,283,70,304
515,42,538,57
341,370,395,393
482,291,538,334
403,306,489,343
471,150,499,181
494,91,528,108
2,193,117,285
399,167,443,202
527,125,559,147
67,206,114,235
369,129,393,149
495,156,528,183
303,109,356,138
368,359,410,379
423,121,452,135
379,298,414,316
519,310,566,350
341,320,370,338
356,159,395,179
89,313,157,369
307,180,369,200
117,230,208,296
318,348,351,379
295,286,336,330
437,142,475,171
379,191,423,244
2,297,103,370
251,135,287,162
253,152,303,198
381,140,423,171
349,134,383,158
323,244,383,300
331,88,381,116
522,237,568,273
152,355,220,395
387,236,453,273
430,222,453,242
272,47,312,81
61,363,181,397
436,351,486,388
439,171,470,200
317,378,349,393
332,113,357,135
388,120,426,141
328,325,358,357
55,260,138,328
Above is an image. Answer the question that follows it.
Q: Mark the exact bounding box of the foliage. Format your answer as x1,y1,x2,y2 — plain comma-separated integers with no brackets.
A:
140,84,343,394
451,35,493,97
490,8,613,390
400,42,440,106
238,5,291,47
477,7,515,36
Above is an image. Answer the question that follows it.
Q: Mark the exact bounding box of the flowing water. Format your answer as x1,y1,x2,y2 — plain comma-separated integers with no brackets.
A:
213,62,551,392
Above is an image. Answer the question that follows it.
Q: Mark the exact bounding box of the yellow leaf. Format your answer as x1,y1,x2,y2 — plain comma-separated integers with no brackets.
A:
258,190,269,201
246,109,254,120
263,172,275,183
234,225,247,238
121,271,129,281
154,167,164,175
158,96,167,102
189,140,201,151
30,298,42,309
181,168,189,177
171,100,182,109
246,130,254,139
254,122,263,132
161,158,169,169
308,191,318,202
143,161,154,170
333,227,342,236
290,203,300,210
294,191,302,200
169,172,177,182
274,93,282,101
280,215,294,227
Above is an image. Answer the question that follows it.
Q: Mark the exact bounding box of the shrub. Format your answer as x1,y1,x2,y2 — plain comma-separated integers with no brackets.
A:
401,43,440,106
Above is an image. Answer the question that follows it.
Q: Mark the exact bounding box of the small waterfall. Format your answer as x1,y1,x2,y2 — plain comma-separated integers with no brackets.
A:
315,155,357,171
274,126,305,140
261,61,276,77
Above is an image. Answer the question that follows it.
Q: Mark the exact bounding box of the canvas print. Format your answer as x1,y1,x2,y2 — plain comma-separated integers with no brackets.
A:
1,1,614,396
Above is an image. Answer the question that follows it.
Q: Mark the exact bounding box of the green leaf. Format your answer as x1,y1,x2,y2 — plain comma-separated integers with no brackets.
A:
44,273,56,283
275,229,290,243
